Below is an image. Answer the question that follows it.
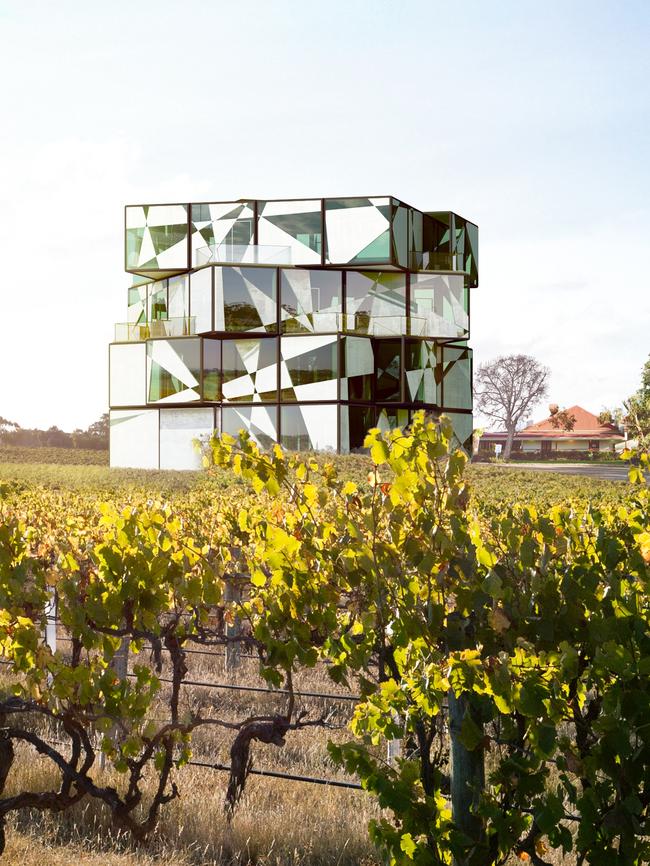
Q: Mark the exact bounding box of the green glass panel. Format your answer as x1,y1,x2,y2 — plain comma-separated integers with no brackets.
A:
442,346,472,410
126,227,145,269
374,340,401,402
203,339,221,401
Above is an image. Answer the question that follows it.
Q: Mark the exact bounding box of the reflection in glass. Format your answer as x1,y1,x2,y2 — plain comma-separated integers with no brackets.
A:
190,267,212,332
217,267,278,333
147,338,201,403
410,274,468,339
280,335,338,401
325,197,391,264
391,200,409,269
203,339,221,401
342,337,374,401
341,405,376,452
191,202,255,266
258,200,322,265
346,272,406,335
222,338,278,402
126,204,189,271
280,269,342,333
222,405,278,449
377,407,410,434
374,340,402,402
281,404,338,451
405,340,439,404
442,346,472,410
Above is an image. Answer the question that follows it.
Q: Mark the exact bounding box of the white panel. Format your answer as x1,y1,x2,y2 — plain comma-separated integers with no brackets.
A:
293,380,338,401
160,408,214,470
146,205,188,226
168,275,189,318
213,269,226,331
300,404,338,450
126,206,145,228
261,200,321,216
326,206,389,263
110,343,147,407
281,334,338,360
190,268,212,332
340,406,349,453
110,410,159,469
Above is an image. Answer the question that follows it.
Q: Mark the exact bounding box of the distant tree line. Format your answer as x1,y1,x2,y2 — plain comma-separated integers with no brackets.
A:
0,413,108,451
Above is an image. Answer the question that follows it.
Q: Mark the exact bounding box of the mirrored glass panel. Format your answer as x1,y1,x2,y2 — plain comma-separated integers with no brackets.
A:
325,197,391,264
222,405,278,449
377,407,410,434
346,272,407,335
374,340,402,402
405,340,440,404
410,273,468,339
281,404,338,451
148,279,168,322
191,202,255,266
280,269,342,333
147,338,201,403
127,282,148,325
126,205,189,271
258,200,322,265
190,267,212,333
391,200,409,269
216,266,278,333
454,216,479,288
202,338,221,401
222,338,278,402
446,410,473,453
341,336,374,401
442,345,472,410
341,405,376,452
159,408,214,470
279,335,338,402
168,274,189,319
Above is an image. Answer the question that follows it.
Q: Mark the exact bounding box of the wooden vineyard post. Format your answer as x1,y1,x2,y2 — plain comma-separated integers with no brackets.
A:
448,690,485,866
100,636,130,770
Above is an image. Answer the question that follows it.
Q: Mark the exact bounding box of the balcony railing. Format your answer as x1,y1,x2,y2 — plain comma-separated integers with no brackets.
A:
115,314,465,342
410,251,468,273
115,317,196,342
194,243,292,268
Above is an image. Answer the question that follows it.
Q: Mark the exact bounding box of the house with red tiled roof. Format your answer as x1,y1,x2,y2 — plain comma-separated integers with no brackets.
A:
478,406,625,458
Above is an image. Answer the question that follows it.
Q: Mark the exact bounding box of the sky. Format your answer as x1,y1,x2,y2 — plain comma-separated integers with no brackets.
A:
0,0,648,431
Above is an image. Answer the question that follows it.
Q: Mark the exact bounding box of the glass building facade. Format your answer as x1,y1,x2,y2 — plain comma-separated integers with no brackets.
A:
110,196,477,468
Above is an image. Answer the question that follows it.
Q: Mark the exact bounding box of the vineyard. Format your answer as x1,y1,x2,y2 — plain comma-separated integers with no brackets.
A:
0,416,648,866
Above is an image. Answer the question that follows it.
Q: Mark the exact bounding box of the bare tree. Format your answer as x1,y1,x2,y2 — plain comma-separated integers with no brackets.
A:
475,355,549,459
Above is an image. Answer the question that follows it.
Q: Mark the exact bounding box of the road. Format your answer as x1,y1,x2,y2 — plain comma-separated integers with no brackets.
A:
499,462,633,482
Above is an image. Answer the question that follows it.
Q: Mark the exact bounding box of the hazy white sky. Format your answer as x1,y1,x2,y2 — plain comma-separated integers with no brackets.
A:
0,0,648,431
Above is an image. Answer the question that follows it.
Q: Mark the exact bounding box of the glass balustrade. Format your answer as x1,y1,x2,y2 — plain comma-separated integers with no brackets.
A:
194,243,292,267
115,317,196,342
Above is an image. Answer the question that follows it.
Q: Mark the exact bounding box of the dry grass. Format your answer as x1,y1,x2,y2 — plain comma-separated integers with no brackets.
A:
2,645,381,866
6,745,379,866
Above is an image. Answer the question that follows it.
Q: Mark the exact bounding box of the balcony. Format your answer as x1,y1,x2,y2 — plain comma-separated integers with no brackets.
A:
194,243,292,268
115,317,196,342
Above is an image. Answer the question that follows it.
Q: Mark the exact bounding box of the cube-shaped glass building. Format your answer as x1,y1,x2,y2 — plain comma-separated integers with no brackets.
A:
109,196,477,468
